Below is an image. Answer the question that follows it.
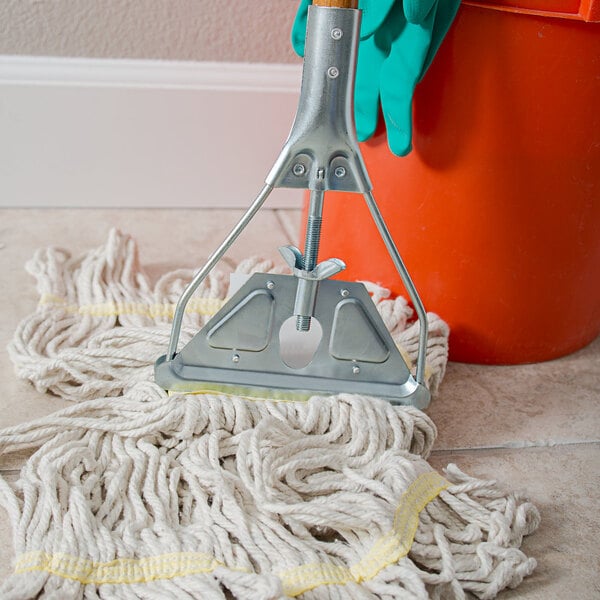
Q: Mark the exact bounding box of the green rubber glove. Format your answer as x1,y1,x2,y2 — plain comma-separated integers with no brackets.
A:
291,0,460,156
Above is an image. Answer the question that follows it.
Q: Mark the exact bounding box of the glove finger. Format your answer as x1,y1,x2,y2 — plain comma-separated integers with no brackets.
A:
380,13,433,155
403,0,437,24
420,0,461,79
359,0,395,39
291,0,312,57
380,62,414,156
354,34,387,142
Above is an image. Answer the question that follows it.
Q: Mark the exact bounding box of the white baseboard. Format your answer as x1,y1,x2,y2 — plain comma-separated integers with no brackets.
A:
0,56,303,208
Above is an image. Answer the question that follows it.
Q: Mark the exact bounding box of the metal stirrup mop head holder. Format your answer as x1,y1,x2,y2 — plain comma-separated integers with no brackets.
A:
155,0,431,408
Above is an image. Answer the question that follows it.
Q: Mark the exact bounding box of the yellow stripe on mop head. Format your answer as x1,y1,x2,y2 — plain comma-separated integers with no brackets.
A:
14,472,448,593
38,294,226,319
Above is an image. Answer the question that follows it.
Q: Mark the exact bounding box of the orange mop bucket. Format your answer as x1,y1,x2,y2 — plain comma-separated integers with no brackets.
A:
310,0,600,364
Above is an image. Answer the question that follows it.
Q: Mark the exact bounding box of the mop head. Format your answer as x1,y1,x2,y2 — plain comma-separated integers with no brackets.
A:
8,229,449,403
1,230,540,599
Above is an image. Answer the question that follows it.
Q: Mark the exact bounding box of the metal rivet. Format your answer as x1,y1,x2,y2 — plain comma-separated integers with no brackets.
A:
266,280,275,290
292,163,306,176
340,289,350,297
331,28,343,40
352,365,360,375
232,354,240,363
334,166,346,178
327,66,339,79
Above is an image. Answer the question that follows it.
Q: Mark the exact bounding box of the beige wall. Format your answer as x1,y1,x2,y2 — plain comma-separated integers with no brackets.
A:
0,0,299,63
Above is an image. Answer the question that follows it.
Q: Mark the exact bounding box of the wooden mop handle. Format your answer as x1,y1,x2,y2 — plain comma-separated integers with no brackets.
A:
312,0,358,7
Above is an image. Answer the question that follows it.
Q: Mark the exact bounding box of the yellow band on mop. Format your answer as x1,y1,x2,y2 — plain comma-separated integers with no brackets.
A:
279,471,449,596
14,471,448,594
39,293,226,319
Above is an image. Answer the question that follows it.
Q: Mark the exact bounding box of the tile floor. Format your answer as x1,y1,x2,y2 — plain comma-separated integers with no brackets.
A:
0,208,599,598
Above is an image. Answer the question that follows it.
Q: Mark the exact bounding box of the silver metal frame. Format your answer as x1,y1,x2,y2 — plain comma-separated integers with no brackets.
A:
156,5,430,406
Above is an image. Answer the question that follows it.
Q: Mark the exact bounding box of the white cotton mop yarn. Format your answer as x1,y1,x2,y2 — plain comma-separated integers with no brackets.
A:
0,383,539,600
0,229,541,599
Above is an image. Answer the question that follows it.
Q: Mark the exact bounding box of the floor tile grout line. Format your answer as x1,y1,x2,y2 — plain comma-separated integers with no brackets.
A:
3,440,596,466
2,442,599,473
431,439,600,454
0,469,19,476
274,208,300,247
